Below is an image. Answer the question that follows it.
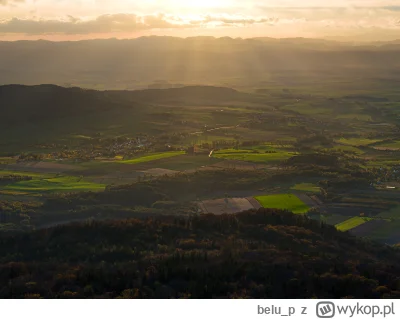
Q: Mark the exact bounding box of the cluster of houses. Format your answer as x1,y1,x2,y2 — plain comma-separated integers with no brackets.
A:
105,137,150,154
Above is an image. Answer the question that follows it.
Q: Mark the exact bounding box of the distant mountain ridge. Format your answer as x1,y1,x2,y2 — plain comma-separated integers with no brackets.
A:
1,36,400,89
3,35,400,46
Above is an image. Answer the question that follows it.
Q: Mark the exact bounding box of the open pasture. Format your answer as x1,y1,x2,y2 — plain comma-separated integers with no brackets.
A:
254,194,310,214
336,217,371,232
121,151,185,165
4,176,105,194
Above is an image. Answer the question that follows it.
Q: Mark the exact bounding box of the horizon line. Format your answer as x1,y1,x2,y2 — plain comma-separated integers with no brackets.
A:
1,35,400,44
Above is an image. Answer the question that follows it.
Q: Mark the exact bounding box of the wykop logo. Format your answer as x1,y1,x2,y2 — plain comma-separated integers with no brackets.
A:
317,302,336,318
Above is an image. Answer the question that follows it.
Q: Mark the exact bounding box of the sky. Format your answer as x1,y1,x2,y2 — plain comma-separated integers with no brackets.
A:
1,0,400,41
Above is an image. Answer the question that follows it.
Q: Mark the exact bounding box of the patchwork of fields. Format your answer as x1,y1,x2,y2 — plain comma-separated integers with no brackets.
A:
0,145,399,246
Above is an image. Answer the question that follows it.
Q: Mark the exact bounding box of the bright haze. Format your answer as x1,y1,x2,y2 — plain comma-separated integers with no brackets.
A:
1,0,400,41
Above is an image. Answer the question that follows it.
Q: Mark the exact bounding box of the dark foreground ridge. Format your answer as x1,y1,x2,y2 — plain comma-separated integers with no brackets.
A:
0,208,399,298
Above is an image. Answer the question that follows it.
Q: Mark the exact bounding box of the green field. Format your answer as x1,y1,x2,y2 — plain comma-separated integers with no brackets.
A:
0,170,51,178
4,176,105,194
336,138,382,146
254,194,310,214
213,149,295,163
290,183,320,193
336,217,371,232
375,140,400,149
335,114,372,122
121,151,186,165
242,143,294,151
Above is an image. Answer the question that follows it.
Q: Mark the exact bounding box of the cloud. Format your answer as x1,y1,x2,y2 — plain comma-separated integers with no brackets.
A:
0,0,24,5
189,15,278,27
253,6,400,29
0,13,282,34
1,4,400,38
382,6,400,11
0,14,194,34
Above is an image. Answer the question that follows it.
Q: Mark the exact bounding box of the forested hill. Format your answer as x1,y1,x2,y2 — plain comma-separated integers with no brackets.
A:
0,209,399,298
0,84,248,150
0,84,242,120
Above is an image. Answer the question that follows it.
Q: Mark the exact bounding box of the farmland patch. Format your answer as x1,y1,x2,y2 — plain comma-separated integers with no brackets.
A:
254,194,309,214
4,176,105,194
199,197,256,215
336,217,371,232
121,152,185,165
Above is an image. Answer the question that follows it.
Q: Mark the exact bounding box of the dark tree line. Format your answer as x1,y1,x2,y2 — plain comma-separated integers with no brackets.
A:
0,209,399,299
